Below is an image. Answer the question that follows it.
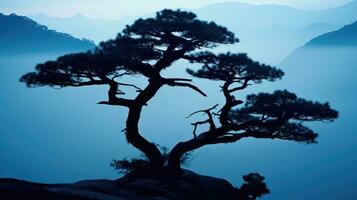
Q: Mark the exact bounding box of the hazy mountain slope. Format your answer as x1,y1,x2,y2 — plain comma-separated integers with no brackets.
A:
30,13,136,43
298,23,340,42
194,2,315,32
279,21,357,118
30,3,314,42
274,22,357,200
281,20,357,89
280,20,357,87
194,1,356,63
27,1,357,64
193,1,355,64
305,21,357,46
318,0,357,25
0,13,95,54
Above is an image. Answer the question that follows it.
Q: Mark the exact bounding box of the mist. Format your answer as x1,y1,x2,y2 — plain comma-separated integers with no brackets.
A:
1,2,357,200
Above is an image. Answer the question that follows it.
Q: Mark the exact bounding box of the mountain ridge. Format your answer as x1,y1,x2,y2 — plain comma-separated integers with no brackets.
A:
305,21,357,46
0,13,95,54
26,1,357,64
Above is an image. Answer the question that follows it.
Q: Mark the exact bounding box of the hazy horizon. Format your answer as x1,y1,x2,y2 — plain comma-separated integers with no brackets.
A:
0,0,353,19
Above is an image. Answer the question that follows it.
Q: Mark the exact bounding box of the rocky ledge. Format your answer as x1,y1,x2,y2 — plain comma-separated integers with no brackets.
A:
0,170,268,200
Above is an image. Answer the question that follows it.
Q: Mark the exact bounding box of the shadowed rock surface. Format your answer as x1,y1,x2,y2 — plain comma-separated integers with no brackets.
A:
0,170,267,200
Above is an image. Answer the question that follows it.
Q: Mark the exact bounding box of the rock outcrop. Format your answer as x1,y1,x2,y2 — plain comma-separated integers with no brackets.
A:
0,170,268,200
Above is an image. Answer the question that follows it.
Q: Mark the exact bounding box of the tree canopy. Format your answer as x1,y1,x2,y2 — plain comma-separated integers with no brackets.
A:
21,9,338,189
21,9,238,88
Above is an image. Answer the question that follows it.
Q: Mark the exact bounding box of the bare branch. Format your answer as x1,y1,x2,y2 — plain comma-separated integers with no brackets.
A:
191,119,211,126
187,104,219,136
191,119,211,139
97,98,134,107
186,104,219,118
117,82,143,92
207,131,275,145
166,81,207,96
228,79,250,93
167,78,192,82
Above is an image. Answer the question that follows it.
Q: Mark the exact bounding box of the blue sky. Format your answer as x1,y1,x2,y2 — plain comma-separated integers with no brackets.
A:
0,0,352,18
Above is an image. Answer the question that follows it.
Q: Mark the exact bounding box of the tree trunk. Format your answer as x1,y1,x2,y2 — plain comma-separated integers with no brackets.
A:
168,128,228,173
125,78,165,170
168,139,206,173
126,106,164,169
167,142,185,173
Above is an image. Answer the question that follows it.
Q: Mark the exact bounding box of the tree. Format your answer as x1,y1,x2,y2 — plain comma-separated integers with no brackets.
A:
20,9,338,173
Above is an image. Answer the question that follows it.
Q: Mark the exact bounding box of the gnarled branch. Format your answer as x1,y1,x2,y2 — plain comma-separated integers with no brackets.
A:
164,79,207,96
117,82,143,92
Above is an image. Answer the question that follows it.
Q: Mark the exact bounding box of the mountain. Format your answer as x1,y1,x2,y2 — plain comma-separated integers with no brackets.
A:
305,21,357,46
194,2,314,32
27,1,357,64
281,20,357,84
274,22,357,200
318,0,357,25
193,1,356,64
279,21,357,121
298,23,340,42
0,13,95,54
280,20,357,93
29,13,136,44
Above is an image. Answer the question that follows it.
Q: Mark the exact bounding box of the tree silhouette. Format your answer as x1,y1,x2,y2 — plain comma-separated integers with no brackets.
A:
20,9,338,174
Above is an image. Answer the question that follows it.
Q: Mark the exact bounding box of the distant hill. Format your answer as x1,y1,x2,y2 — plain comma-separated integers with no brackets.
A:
194,2,314,33
196,0,357,30
306,21,357,46
30,3,317,43
298,23,340,42
30,13,135,43
318,0,357,25
275,16,357,200
0,13,95,54
27,1,357,64
192,1,356,63
280,21,357,98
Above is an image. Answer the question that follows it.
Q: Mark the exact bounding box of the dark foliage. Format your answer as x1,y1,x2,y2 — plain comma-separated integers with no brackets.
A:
123,9,238,49
228,90,338,144
111,146,193,175
21,9,238,88
111,158,150,175
237,173,270,200
187,52,284,82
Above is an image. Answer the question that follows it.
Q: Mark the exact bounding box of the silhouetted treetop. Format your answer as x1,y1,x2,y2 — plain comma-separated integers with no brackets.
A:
123,9,238,49
21,34,164,88
187,52,284,83
238,173,270,200
227,90,338,143
235,90,338,122
21,9,240,90
21,52,109,88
